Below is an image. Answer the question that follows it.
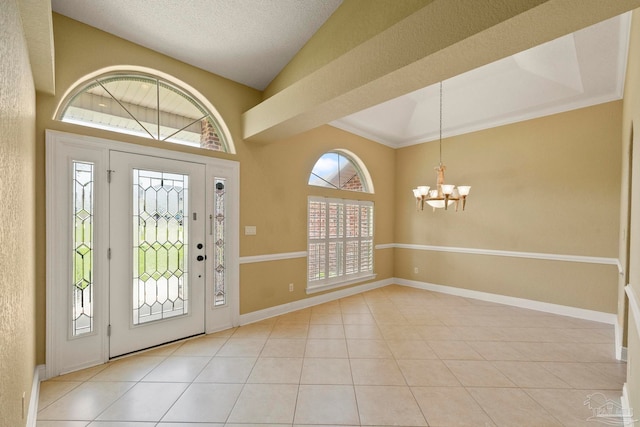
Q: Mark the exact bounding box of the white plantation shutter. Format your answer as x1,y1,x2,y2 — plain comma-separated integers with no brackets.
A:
307,197,375,293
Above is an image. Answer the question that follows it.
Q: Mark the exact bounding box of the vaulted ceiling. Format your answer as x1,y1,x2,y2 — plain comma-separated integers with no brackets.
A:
42,1,640,146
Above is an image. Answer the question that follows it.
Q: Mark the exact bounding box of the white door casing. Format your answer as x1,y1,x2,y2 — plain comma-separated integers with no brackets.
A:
46,130,239,378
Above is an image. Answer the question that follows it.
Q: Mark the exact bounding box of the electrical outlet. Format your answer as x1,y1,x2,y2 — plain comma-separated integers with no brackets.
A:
414,267,419,274
289,283,294,292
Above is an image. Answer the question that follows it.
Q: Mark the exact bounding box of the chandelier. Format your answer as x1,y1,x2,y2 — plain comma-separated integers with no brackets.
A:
412,81,470,211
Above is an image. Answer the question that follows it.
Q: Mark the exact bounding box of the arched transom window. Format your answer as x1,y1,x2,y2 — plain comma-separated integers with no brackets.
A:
308,150,373,193
56,70,232,152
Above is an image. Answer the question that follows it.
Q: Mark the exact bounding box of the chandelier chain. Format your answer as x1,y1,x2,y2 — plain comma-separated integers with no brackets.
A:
439,81,443,165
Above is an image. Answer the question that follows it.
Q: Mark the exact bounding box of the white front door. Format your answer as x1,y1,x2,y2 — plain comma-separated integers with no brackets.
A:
109,151,206,357
46,131,240,377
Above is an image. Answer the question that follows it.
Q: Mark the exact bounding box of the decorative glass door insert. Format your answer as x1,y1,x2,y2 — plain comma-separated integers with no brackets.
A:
133,169,189,324
72,161,94,336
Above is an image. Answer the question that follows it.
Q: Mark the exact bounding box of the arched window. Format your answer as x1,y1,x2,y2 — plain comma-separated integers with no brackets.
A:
56,68,233,153
307,150,375,293
308,149,373,193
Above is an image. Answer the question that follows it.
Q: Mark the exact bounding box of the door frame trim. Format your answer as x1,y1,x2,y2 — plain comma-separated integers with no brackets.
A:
45,129,240,378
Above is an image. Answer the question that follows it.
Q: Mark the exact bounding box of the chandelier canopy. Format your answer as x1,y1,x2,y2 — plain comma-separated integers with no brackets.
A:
412,82,470,212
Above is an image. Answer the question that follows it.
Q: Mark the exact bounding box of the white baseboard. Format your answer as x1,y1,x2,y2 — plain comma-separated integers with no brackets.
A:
239,278,393,325
395,278,617,324
26,364,45,427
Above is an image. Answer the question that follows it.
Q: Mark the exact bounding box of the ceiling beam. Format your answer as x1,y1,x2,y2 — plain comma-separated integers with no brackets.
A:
242,0,640,143
18,0,55,94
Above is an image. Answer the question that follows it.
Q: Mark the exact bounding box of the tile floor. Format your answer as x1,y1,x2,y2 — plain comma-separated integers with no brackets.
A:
37,285,627,426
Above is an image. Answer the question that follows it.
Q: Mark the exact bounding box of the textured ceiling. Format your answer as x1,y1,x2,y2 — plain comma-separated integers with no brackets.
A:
50,1,631,147
51,0,343,90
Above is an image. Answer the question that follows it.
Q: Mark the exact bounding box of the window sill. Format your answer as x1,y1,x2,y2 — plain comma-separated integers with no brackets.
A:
306,273,377,295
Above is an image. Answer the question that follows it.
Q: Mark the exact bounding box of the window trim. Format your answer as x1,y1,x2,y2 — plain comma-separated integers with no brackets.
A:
53,66,236,154
306,196,375,294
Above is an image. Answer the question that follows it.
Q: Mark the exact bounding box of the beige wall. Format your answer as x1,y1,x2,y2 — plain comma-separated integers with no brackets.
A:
0,1,37,426
621,7,640,419
35,15,396,362
395,101,622,313
239,125,395,314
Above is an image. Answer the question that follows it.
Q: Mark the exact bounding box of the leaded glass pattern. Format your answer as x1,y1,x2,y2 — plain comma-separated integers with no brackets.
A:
72,161,94,336
213,178,226,306
133,169,189,324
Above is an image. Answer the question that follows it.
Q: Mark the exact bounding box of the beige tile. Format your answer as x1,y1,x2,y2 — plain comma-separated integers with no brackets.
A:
172,336,226,356
305,338,348,358
275,309,311,324
50,364,109,382
444,360,515,387
294,385,360,425
526,388,626,427
194,356,256,383
38,380,82,410
89,357,165,382
308,324,345,339
343,324,383,339
339,301,370,314
412,386,496,427
310,312,343,324
36,422,88,427
230,323,273,339
449,326,508,341
467,341,529,360
96,382,187,422
541,362,626,389
269,323,309,339
371,311,408,325
142,356,211,382
354,385,427,426
468,387,562,426
261,338,307,357
350,358,406,385
378,323,422,340
247,357,303,383
216,338,266,356
342,313,376,324
157,424,223,427
300,358,352,384
138,342,182,357
161,383,243,423
227,384,298,424
416,325,458,341
87,422,156,426
311,300,342,314
346,339,392,358
37,381,134,421
397,359,461,386
427,340,484,360
386,340,438,359
492,361,571,388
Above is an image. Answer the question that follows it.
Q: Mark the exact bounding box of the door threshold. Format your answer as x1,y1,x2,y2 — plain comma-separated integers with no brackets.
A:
109,333,205,361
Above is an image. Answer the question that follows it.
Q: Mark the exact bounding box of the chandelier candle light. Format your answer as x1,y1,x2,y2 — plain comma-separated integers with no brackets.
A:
412,81,471,212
